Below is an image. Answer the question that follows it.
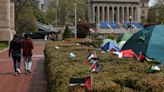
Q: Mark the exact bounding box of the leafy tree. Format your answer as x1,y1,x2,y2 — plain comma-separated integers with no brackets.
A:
15,0,45,34
33,7,45,23
16,6,36,33
44,0,57,25
14,0,87,34
46,0,87,26
148,0,164,23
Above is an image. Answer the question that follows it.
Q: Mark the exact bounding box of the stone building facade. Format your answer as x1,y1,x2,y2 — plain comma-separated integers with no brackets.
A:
0,0,15,41
87,0,149,23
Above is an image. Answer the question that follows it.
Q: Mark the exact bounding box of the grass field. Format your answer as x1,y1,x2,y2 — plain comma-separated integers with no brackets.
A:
45,40,164,92
0,42,8,51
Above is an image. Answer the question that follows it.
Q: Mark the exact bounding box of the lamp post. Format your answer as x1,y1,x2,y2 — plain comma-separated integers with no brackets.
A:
74,0,77,38
129,16,132,32
56,0,58,27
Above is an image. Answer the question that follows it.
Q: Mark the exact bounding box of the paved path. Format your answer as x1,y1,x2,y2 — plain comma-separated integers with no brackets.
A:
0,39,47,92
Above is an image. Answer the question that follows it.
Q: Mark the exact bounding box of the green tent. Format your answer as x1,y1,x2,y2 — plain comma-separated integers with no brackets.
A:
122,25,164,63
119,32,133,41
118,41,126,48
118,32,133,48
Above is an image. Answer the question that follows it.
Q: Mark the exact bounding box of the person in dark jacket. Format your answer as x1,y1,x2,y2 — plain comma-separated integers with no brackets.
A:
9,34,22,75
22,34,33,74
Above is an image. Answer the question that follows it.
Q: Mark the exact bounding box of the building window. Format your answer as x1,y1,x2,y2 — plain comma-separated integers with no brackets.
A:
41,4,44,9
142,3,144,7
142,10,145,14
141,16,145,20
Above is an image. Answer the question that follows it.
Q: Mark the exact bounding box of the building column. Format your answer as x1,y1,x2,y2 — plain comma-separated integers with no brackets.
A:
97,5,100,23
134,7,137,21
107,6,109,21
92,5,95,23
0,0,11,41
133,7,135,21
102,5,105,21
10,0,16,40
127,6,129,21
117,6,120,23
132,7,134,21
122,7,124,23
112,7,114,22
137,7,141,22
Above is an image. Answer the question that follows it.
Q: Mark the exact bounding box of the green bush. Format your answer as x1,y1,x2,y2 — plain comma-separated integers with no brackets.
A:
63,25,72,39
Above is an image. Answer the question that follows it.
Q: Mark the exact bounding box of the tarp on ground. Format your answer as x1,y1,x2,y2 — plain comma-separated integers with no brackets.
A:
121,49,138,59
113,49,138,59
122,25,164,63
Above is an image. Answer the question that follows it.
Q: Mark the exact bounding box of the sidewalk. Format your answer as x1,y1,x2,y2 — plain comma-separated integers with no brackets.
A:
0,39,47,92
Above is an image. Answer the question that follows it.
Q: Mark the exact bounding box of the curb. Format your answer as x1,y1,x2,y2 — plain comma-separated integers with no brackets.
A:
0,48,8,54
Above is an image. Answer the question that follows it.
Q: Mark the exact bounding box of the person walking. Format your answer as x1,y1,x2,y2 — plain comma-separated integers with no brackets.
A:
44,34,48,41
9,34,22,75
22,34,33,74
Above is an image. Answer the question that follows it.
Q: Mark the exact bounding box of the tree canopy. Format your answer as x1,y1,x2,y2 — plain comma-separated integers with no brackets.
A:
14,0,87,34
148,0,164,23
45,0,87,26
15,0,45,34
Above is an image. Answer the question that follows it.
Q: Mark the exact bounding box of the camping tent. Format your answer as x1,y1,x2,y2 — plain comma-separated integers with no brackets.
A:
101,39,120,52
122,25,164,63
118,32,133,48
102,39,113,46
118,32,133,41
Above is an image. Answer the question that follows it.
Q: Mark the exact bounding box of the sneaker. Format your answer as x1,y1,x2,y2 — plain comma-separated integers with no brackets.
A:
27,70,31,73
16,68,21,74
14,72,18,76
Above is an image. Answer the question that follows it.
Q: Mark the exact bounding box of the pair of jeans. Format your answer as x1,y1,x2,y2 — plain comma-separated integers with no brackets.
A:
12,54,21,72
23,56,32,72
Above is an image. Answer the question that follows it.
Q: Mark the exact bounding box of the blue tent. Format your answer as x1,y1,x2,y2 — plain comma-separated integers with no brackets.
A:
101,41,120,52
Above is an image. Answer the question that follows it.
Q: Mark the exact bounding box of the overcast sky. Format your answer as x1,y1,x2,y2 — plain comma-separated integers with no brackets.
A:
149,0,156,7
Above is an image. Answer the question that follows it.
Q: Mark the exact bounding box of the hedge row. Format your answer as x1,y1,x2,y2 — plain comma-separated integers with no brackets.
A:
45,41,164,92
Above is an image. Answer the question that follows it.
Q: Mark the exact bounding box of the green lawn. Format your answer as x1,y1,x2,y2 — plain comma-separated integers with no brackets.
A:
0,42,8,51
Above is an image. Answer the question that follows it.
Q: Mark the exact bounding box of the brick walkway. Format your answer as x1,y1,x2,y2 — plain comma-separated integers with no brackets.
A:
0,39,47,92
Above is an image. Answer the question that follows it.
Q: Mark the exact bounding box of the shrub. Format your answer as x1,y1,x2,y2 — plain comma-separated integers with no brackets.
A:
63,25,72,39
77,22,90,38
